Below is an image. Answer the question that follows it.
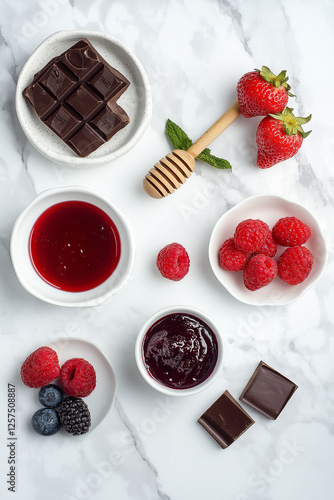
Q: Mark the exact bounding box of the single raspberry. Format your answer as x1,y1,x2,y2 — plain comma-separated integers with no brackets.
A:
21,346,60,388
60,358,96,397
219,238,249,271
243,254,278,291
253,231,277,258
156,243,190,281
234,219,270,253
272,217,311,247
277,246,313,285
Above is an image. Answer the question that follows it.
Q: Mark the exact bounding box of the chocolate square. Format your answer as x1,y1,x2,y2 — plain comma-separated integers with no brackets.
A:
91,102,129,141
89,66,128,100
24,84,56,119
65,85,102,119
58,39,101,79
239,361,298,420
23,38,130,157
198,390,255,449
68,124,105,157
46,106,80,138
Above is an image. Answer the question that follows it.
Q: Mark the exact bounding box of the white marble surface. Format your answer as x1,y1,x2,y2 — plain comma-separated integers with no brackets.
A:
1,1,334,499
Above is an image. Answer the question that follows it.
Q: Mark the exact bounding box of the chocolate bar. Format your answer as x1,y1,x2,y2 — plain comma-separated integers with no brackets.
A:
23,38,130,157
198,390,255,449
239,361,298,420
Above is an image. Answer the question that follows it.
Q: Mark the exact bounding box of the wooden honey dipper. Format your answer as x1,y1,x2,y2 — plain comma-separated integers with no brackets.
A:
143,101,241,198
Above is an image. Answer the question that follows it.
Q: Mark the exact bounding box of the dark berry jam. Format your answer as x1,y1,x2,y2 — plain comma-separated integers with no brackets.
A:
143,313,218,389
29,200,121,292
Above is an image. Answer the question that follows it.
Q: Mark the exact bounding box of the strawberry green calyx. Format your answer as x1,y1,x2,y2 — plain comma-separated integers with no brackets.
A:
255,65,295,97
269,107,312,138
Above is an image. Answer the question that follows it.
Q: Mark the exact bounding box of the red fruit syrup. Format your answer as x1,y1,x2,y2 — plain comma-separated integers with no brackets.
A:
29,201,121,292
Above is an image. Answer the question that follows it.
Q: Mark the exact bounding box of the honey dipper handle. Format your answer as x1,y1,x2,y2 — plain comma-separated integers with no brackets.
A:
187,100,241,159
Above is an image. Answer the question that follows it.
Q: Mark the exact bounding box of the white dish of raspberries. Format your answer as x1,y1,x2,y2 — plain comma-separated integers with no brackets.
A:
209,195,327,306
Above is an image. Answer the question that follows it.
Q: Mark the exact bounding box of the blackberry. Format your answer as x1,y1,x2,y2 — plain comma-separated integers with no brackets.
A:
32,408,61,436
57,397,91,435
39,384,63,408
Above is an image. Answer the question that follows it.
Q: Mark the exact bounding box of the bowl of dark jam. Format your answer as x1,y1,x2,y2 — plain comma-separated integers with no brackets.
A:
10,186,135,307
135,306,224,396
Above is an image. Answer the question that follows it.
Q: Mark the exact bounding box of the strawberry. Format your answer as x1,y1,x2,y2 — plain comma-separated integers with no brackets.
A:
256,108,311,169
237,66,294,118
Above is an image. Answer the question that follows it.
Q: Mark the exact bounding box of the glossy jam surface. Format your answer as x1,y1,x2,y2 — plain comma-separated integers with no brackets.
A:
143,313,218,389
29,201,121,292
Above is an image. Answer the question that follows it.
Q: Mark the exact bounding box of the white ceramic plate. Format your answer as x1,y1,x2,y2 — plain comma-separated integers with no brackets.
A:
208,195,328,306
48,338,117,432
16,30,152,167
10,186,135,307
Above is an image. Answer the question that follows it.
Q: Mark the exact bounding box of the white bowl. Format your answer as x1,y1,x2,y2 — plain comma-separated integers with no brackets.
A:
48,338,117,432
208,194,328,306
135,305,225,397
16,30,152,168
10,186,135,307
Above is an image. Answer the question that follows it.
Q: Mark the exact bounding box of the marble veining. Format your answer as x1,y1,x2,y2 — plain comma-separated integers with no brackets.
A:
1,0,334,499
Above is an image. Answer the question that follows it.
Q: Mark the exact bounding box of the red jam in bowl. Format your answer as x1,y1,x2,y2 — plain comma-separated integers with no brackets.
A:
29,200,121,292
142,313,219,389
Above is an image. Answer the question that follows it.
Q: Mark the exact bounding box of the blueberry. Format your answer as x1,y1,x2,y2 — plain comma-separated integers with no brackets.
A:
31,408,61,436
38,384,63,408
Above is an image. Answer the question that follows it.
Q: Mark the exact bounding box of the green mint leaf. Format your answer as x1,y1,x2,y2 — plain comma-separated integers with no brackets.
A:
166,119,193,150
197,148,232,170
166,119,232,170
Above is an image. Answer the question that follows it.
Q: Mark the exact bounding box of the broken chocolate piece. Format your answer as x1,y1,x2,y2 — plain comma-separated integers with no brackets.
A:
198,390,254,449
240,361,298,420
23,38,130,157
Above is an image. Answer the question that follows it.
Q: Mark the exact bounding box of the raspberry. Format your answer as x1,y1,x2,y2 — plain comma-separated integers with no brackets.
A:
234,219,270,253
21,346,60,388
272,217,311,247
277,246,313,285
156,243,190,281
219,238,249,271
243,254,278,291
253,231,277,258
60,358,96,397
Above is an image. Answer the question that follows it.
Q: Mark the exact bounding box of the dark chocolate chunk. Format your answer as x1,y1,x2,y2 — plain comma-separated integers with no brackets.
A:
239,361,298,420
91,102,129,141
198,390,255,449
23,38,130,157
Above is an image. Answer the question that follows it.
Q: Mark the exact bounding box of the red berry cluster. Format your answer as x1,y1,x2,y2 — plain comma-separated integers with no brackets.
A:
219,216,313,291
21,346,96,397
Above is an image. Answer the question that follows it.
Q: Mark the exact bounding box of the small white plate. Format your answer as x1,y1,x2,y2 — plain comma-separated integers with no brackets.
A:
10,186,135,307
208,194,328,306
48,338,117,432
135,305,225,396
16,30,152,167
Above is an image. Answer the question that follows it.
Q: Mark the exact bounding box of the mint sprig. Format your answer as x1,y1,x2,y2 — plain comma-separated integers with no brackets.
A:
166,119,232,170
